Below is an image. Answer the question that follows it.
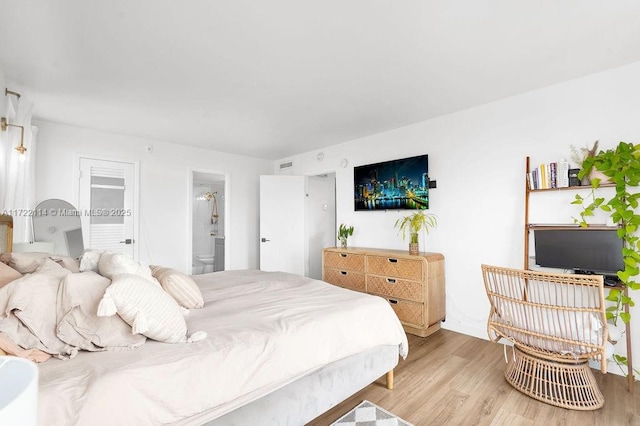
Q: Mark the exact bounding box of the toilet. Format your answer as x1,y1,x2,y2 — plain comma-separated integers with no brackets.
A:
196,254,215,273
191,262,204,275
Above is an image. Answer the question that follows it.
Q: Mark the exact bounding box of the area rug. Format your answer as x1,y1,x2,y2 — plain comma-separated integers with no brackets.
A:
330,400,414,426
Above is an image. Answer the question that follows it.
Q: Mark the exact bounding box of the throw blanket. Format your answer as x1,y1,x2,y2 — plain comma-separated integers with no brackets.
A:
0,259,145,359
37,270,408,425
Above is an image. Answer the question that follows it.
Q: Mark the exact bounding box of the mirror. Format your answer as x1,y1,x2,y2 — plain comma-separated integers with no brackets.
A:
32,199,84,257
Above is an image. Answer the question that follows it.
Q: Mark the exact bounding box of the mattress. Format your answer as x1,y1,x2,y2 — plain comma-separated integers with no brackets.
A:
37,270,408,425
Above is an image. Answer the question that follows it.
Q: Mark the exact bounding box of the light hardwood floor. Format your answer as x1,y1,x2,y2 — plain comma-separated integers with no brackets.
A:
307,330,640,425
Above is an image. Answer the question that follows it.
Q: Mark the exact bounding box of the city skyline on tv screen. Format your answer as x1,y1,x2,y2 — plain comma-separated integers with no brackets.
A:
354,154,429,211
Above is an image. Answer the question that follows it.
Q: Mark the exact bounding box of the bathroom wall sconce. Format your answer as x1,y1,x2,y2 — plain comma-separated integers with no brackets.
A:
5,89,21,99
196,191,216,202
195,191,219,225
1,117,27,155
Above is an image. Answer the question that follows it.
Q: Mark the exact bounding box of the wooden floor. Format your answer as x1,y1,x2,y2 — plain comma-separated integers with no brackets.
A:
307,330,640,425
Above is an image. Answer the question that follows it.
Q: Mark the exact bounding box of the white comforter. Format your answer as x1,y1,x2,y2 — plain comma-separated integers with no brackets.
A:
38,270,408,425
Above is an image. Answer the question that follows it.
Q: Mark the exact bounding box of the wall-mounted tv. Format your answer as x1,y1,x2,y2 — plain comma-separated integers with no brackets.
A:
354,154,429,211
534,228,624,276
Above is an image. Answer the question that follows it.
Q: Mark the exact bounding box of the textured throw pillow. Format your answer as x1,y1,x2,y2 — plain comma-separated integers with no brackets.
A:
150,266,204,309
96,273,206,344
79,249,103,272
98,252,154,282
0,252,51,273
0,262,22,288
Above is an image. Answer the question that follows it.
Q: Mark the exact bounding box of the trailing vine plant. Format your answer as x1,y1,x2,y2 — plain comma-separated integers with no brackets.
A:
571,141,640,376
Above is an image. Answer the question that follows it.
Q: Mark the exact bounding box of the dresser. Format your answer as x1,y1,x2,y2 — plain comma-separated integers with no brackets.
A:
322,247,445,337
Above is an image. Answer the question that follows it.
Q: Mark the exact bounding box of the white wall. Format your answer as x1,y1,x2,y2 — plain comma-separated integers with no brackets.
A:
34,120,272,272
275,61,640,375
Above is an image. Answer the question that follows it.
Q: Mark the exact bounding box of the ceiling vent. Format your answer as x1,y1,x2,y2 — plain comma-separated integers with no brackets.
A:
279,161,293,170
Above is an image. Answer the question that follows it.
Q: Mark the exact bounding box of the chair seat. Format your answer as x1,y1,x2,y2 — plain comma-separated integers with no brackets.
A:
505,346,604,410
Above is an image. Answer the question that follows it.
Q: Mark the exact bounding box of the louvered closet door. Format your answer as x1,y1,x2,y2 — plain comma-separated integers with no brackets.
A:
78,158,136,257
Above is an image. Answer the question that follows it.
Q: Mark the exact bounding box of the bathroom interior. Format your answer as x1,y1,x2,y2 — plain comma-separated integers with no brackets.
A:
192,173,225,275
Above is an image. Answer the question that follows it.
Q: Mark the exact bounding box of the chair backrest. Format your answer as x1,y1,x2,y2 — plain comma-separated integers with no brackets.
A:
481,264,608,373
0,215,12,254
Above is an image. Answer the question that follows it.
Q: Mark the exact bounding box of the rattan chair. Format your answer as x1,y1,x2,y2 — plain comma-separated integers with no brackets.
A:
481,264,608,410
0,215,12,254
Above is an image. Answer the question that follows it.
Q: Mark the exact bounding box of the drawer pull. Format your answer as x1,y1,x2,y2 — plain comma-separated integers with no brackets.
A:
388,299,398,304
387,258,398,263
386,278,396,284
340,253,348,258
340,271,348,275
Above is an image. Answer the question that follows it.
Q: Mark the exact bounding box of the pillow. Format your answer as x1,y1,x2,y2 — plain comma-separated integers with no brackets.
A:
0,252,51,273
50,255,80,273
0,262,22,288
35,259,78,283
0,262,76,358
96,273,206,344
56,271,146,351
79,249,103,272
98,252,153,282
150,266,204,309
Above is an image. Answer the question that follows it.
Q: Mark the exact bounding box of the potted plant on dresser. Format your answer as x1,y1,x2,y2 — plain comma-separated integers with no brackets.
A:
337,224,354,248
394,211,437,255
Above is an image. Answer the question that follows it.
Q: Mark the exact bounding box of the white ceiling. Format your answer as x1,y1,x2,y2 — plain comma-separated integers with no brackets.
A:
1,1,640,160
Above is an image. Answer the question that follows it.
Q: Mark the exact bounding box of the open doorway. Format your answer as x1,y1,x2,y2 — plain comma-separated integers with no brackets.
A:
188,170,229,275
306,173,336,280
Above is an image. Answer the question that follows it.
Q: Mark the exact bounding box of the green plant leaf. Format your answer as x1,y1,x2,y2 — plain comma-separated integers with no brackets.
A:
621,312,631,323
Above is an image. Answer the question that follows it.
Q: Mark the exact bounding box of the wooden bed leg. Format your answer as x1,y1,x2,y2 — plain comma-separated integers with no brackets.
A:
386,370,394,390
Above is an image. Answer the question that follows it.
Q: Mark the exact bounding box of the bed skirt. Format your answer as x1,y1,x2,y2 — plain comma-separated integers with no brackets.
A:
176,344,399,426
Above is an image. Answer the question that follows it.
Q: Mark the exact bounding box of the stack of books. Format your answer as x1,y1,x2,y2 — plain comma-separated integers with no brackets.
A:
528,161,570,190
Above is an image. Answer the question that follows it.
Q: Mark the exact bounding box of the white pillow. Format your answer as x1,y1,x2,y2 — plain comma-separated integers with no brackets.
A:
79,249,103,272
150,266,204,309
0,252,50,273
98,252,154,282
96,273,206,344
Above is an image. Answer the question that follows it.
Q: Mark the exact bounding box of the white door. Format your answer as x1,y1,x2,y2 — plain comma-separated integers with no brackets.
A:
78,158,136,257
260,175,306,275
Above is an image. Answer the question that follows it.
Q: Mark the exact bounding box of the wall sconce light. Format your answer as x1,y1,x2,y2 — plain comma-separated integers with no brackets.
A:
1,117,27,155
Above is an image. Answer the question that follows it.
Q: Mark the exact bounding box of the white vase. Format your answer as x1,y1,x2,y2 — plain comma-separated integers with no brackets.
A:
589,169,611,184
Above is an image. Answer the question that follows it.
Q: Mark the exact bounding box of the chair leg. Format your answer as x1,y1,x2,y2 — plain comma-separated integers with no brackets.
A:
504,347,604,410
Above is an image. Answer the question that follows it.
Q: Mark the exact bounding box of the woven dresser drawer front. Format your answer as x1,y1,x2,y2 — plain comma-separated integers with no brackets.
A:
367,255,423,280
324,251,365,272
367,275,423,302
323,269,366,292
387,299,424,327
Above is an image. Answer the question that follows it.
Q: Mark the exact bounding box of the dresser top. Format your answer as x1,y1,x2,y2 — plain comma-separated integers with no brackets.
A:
324,246,443,262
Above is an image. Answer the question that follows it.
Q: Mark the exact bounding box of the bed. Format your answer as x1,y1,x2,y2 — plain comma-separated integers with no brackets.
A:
0,251,408,425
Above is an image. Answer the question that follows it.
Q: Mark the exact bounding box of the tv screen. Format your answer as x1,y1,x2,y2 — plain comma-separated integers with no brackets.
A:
534,228,624,275
354,154,429,211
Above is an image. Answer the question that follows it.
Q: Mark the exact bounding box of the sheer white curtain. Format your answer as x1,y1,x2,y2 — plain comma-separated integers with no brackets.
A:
0,94,37,243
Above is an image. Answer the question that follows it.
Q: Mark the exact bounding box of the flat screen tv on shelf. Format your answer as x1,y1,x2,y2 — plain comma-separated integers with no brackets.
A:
534,228,624,277
354,154,429,211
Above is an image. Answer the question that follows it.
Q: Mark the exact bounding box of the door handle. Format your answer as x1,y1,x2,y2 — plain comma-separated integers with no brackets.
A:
261,238,270,242
119,239,134,244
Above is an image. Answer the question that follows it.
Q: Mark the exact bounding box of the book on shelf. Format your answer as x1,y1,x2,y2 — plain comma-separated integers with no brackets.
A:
528,159,570,190
558,160,569,188
540,164,547,189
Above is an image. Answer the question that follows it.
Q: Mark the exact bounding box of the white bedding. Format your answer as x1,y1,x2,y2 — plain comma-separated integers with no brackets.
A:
38,270,408,425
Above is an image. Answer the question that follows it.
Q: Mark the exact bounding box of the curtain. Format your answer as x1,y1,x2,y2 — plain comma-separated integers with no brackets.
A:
0,94,37,243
